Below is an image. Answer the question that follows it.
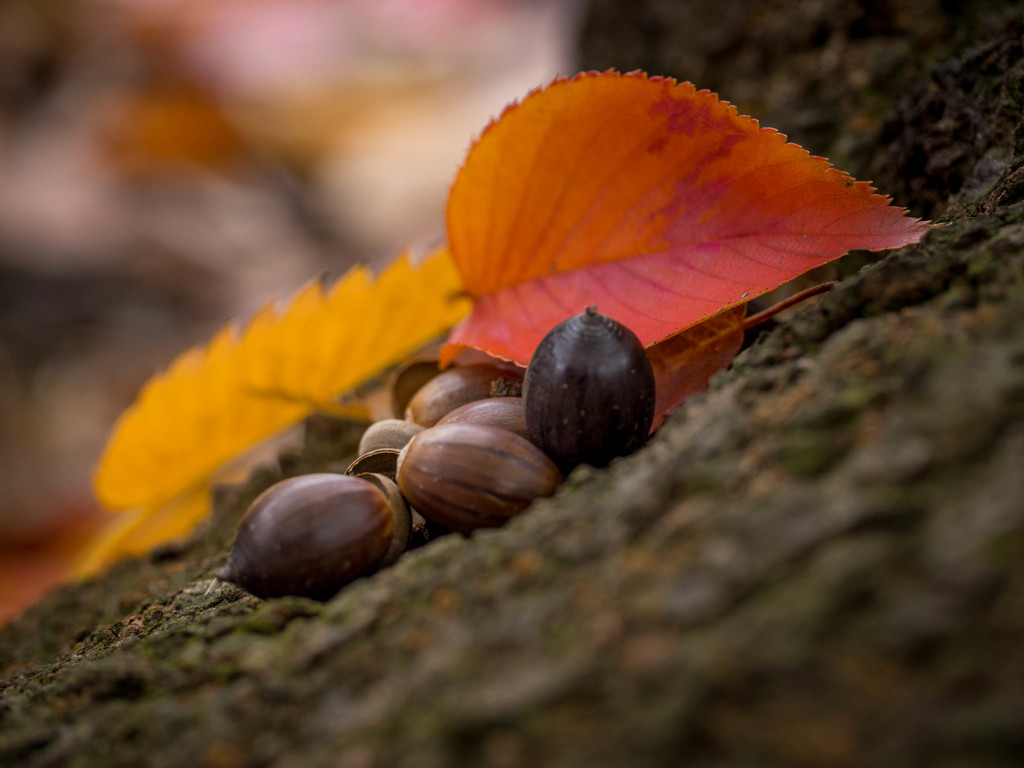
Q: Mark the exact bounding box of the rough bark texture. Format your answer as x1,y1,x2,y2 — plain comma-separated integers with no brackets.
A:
3,2,1024,766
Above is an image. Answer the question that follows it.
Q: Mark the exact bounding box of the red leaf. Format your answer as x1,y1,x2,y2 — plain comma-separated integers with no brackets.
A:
442,71,928,366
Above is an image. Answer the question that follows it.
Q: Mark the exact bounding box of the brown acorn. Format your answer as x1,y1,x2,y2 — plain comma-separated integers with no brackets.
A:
404,363,523,427
356,473,411,567
218,473,405,600
435,396,529,441
523,306,655,473
396,422,562,533
390,357,442,418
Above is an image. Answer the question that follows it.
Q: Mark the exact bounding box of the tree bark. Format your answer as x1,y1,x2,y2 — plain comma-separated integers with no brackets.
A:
3,2,1024,766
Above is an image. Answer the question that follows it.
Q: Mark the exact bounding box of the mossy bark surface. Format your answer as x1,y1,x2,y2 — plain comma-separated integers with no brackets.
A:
4,3,1024,766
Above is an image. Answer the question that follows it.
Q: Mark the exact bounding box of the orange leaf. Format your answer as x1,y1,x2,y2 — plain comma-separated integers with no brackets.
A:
647,306,747,427
442,70,929,366
102,80,245,178
80,249,469,576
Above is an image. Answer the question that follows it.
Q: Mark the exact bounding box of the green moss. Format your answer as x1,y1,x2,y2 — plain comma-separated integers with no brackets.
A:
984,532,1024,572
776,429,849,477
681,456,743,494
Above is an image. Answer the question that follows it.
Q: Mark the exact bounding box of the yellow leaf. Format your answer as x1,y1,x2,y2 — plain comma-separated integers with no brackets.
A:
80,248,469,577
72,489,210,578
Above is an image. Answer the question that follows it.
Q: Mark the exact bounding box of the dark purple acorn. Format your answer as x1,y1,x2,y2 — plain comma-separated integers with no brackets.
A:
523,306,655,472
218,473,404,601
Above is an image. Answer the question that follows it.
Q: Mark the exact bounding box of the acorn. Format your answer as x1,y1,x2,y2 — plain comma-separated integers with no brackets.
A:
218,473,409,600
356,473,411,567
435,396,529,441
404,363,524,427
523,306,655,473
358,418,423,454
390,357,442,418
396,422,563,533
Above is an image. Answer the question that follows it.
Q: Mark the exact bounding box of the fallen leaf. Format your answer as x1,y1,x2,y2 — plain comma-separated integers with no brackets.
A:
442,70,929,366
81,249,469,576
73,489,209,578
648,305,747,426
101,79,246,178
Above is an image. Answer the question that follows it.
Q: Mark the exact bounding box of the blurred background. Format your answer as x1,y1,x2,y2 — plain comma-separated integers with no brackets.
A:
0,0,583,623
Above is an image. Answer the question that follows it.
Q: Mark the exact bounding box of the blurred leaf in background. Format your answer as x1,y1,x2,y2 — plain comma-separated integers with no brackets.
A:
0,0,580,623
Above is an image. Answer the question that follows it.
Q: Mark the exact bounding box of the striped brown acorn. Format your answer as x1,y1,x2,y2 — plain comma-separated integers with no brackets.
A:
396,422,562,533
356,473,411,567
523,307,655,473
218,473,408,600
435,396,529,441
404,363,523,427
